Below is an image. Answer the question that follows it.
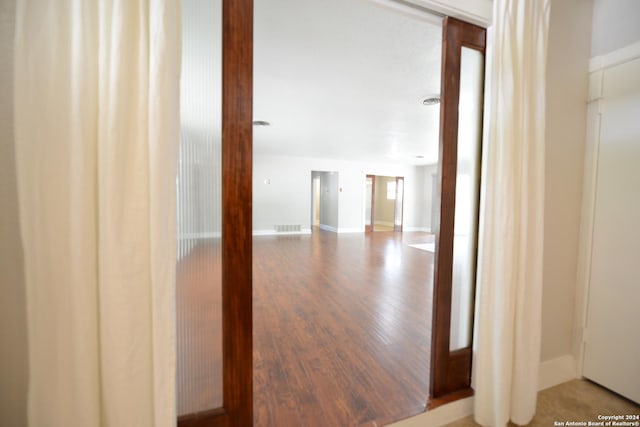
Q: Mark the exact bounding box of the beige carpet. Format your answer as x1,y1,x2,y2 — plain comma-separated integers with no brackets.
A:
445,380,639,427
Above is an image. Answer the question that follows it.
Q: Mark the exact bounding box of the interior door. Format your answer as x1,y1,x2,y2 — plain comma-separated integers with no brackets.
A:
582,57,640,404
429,16,486,405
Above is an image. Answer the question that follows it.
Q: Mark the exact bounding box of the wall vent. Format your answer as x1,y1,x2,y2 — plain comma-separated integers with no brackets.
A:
274,224,302,233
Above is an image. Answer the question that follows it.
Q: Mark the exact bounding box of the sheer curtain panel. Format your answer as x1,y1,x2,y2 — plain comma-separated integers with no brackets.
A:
474,0,550,426
14,0,181,425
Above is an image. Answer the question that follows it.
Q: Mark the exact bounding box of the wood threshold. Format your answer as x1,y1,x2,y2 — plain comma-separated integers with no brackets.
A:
427,387,474,410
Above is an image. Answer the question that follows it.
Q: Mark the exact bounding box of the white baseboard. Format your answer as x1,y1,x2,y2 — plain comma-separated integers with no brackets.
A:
391,355,578,427
389,397,474,427
538,355,578,391
253,229,312,236
319,224,338,233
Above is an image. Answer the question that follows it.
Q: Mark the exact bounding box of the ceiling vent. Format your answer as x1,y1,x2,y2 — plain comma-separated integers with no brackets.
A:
421,95,441,106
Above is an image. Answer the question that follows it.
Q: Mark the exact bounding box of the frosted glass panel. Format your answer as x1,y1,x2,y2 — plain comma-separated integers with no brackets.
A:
176,0,223,415
450,47,483,351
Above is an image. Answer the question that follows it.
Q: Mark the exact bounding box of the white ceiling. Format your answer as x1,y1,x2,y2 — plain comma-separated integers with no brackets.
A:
253,0,443,166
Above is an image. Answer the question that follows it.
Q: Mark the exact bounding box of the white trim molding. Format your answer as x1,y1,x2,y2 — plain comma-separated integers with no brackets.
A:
589,40,640,72
538,355,578,391
252,229,312,236
365,0,491,28
390,356,578,426
389,396,474,427
395,0,491,27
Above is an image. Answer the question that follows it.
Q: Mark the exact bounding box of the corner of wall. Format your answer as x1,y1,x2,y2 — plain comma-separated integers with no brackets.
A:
541,0,593,363
0,0,29,425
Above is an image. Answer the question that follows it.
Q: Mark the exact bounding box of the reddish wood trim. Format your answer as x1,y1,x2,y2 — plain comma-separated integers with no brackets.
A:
430,16,486,401
178,409,228,427
221,0,253,425
178,0,253,425
366,174,376,233
427,387,474,410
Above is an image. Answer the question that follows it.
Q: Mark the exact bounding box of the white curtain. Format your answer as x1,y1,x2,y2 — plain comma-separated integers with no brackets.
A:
14,0,181,426
474,1,550,426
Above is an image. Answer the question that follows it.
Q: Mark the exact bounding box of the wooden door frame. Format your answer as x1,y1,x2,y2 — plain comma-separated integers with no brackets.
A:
429,17,486,407
393,176,405,232
177,0,253,426
365,174,376,232
177,6,487,423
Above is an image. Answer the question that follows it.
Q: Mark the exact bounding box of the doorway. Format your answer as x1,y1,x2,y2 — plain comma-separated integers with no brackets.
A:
175,0,487,425
311,171,339,233
365,175,405,232
311,174,320,227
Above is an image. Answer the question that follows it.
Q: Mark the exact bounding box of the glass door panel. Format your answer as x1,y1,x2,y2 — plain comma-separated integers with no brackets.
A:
177,0,223,416
430,17,486,403
449,47,484,351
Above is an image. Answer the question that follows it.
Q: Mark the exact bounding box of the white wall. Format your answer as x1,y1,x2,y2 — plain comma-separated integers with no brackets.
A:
416,164,437,232
253,153,428,233
0,0,28,425
591,0,640,57
541,0,593,362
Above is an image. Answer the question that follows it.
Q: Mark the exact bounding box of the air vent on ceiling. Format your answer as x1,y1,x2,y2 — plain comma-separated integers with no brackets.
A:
421,95,441,106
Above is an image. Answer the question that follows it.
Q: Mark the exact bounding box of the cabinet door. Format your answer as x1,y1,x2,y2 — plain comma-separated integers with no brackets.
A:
583,57,640,404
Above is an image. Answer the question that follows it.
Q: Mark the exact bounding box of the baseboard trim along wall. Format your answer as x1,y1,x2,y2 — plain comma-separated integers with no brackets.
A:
389,396,474,427
253,229,312,236
319,224,338,233
389,355,579,426
538,355,578,391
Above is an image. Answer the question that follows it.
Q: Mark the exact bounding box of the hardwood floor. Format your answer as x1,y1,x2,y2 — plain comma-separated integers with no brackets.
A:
253,230,434,426
176,230,435,425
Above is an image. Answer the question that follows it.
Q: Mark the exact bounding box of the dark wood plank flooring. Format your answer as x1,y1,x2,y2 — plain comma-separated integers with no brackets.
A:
253,230,434,426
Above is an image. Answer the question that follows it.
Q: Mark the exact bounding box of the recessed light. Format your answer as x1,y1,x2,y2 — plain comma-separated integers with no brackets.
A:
252,120,271,127
416,155,425,159
421,95,440,106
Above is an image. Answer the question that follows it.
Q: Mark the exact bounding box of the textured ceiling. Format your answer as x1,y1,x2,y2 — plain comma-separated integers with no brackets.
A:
253,0,443,165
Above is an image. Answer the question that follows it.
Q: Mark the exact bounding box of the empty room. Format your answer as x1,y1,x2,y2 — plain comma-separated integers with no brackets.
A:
4,0,640,426
175,0,484,425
